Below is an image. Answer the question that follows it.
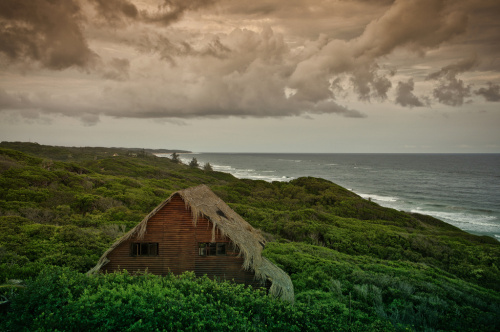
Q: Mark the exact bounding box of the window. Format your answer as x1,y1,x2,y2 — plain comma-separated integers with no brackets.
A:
198,242,227,256
216,243,226,255
131,243,158,256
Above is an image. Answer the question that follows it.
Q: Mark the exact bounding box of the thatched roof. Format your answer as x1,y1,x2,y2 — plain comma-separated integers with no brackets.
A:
88,184,294,303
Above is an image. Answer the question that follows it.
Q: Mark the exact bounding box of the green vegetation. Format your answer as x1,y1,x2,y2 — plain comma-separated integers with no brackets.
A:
204,162,214,171
189,157,200,168
1,266,393,331
0,141,190,162
1,142,499,331
170,152,182,164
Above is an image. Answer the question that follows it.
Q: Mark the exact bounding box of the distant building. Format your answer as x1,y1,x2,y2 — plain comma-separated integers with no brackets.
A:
88,185,294,302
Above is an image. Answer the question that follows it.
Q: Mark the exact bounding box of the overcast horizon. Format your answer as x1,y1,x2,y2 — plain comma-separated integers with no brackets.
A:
1,0,499,153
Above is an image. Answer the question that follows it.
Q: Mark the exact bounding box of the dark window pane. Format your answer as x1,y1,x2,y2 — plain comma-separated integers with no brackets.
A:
131,243,159,256
217,243,226,255
141,243,149,255
198,243,206,256
207,243,216,256
149,243,158,256
132,243,139,256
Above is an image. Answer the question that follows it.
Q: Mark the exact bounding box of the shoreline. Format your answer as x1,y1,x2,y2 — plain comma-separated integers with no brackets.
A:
164,153,500,241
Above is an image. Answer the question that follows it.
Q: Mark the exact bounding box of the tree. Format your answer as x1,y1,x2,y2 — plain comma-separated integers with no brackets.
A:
170,152,181,164
189,157,199,168
203,162,213,171
74,194,99,216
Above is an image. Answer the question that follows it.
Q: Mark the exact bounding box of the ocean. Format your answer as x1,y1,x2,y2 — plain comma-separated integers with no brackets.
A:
164,153,500,241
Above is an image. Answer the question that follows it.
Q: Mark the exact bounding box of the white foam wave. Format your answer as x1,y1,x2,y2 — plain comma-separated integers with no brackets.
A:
243,174,292,182
358,193,398,202
410,208,498,228
202,162,293,182
278,159,302,163
214,165,231,169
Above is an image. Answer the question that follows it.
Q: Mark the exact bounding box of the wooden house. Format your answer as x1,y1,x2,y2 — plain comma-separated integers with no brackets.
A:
88,185,294,302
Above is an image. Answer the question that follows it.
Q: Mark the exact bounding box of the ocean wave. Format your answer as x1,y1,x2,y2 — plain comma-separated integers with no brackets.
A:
257,176,291,182
410,208,498,228
278,159,302,163
212,165,234,171
209,163,294,182
230,172,292,182
423,203,495,214
358,193,398,202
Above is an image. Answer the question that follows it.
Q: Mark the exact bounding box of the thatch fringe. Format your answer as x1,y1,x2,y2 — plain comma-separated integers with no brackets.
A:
88,184,294,303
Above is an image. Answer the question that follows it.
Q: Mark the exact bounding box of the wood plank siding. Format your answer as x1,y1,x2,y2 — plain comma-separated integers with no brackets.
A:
103,194,266,288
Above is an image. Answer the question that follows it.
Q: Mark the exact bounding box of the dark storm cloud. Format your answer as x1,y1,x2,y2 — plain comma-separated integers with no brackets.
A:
426,56,477,106
1,0,499,123
426,56,478,81
102,58,130,81
395,79,425,108
0,88,32,109
80,113,101,126
92,26,365,121
310,100,366,118
0,87,105,125
137,34,230,65
89,0,139,25
432,78,471,107
0,0,97,70
0,0,215,70
0,25,365,123
475,82,500,102
142,0,217,26
289,0,470,103
350,64,392,101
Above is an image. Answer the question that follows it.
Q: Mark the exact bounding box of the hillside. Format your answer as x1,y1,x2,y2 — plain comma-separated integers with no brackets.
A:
0,141,191,162
0,143,499,331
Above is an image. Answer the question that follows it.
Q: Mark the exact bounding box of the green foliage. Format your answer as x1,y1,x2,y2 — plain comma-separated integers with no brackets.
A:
1,267,392,331
264,241,500,331
215,179,499,292
0,142,190,162
74,194,100,216
0,143,499,331
170,152,181,164
189,157,200,168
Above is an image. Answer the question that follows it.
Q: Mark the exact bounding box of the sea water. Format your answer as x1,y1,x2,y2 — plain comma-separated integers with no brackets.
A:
162,153,500,241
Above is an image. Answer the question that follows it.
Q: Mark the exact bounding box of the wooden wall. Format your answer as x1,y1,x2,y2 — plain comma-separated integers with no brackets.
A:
103,194,265,288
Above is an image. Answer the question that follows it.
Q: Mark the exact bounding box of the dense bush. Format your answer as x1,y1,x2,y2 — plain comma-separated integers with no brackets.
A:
264,241,500,331
1,267,393,331
0,143,499,331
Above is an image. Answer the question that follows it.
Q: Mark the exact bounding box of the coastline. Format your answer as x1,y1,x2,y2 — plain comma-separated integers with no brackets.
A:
159,152,500,241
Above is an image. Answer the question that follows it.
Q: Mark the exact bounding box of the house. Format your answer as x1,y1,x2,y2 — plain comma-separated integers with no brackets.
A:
88,184,294,302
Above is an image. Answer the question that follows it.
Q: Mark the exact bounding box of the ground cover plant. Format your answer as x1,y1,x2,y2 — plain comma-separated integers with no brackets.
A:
1,266,394,331
1,142,499,331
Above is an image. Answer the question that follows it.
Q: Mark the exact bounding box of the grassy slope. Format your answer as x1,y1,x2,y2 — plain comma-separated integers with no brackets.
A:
0,143,499,331
0,141,190,162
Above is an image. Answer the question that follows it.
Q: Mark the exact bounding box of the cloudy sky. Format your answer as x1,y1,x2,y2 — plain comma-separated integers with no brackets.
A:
1,0,499,153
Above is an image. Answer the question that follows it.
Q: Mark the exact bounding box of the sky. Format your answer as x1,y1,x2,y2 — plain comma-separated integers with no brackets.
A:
1,0,499,153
